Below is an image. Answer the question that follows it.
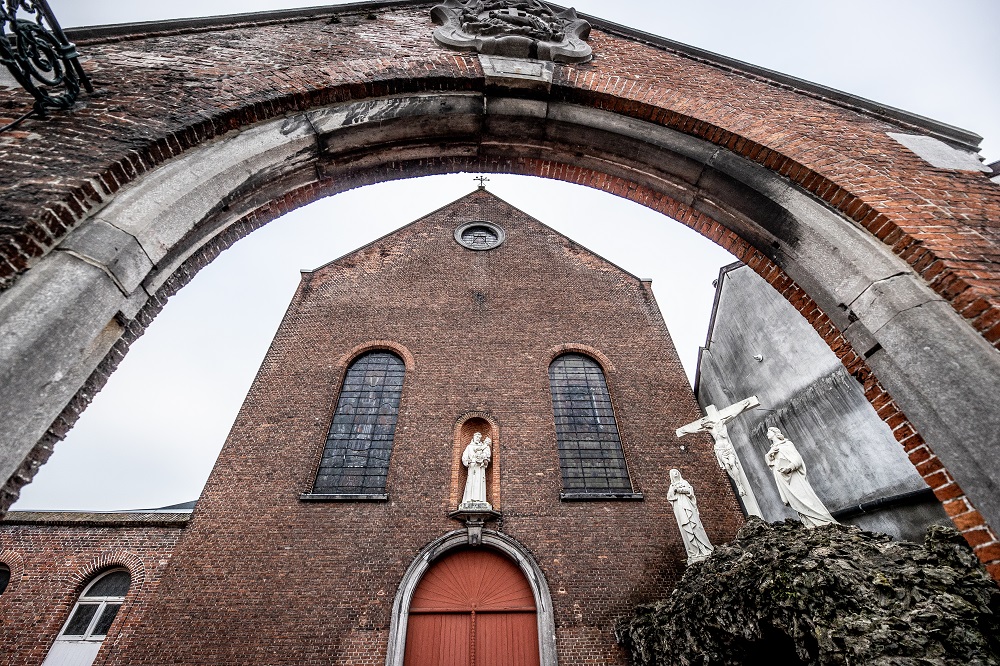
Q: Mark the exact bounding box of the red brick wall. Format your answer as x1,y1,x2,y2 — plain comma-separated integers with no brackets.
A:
111,191,743,664
0,3,997,576
0,516,186,666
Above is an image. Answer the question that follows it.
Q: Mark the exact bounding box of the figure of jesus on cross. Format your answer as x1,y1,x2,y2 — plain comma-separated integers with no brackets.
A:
676,396,763,518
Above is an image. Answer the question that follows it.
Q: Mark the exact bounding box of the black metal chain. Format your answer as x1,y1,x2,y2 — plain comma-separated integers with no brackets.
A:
0,0,92,132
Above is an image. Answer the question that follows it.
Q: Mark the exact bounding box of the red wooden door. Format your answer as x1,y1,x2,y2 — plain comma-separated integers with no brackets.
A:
404,549,539,666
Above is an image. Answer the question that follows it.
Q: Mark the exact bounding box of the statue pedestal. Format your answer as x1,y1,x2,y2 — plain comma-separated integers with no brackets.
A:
449,506,501,545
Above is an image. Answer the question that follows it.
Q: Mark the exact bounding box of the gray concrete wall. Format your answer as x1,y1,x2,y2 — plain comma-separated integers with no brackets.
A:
696,263,949,541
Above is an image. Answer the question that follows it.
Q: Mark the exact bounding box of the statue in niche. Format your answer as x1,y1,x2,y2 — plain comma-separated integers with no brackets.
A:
460,432,493,510
676,396,763,517
667,469,714,565
764,427,837,528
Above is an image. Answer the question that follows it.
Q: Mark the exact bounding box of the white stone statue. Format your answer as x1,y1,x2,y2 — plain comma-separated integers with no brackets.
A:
764,427,837,528
676,396,763,517
460,432,492,510
667,468,714,565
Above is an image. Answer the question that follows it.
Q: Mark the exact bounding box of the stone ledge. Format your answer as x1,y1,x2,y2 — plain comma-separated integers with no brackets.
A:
560,491,644,501
1,510,191,527
299,493,389,502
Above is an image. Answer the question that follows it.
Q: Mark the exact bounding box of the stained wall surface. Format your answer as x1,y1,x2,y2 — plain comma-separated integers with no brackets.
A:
696,264,948,541
104,190,742,665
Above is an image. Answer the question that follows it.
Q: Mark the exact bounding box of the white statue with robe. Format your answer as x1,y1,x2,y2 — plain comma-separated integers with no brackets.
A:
764,427,837,528
676,396,763,517
460,432,492,510
667,468,714,565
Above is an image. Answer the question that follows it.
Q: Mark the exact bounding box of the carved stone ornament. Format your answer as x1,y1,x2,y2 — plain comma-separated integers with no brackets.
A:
430,0,592,64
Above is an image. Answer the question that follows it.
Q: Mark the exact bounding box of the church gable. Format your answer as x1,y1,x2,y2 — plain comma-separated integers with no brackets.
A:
306,188,648,300
2,188,742,666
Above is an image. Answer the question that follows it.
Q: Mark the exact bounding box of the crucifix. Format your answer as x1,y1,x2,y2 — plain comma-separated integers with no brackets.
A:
676,396,763,517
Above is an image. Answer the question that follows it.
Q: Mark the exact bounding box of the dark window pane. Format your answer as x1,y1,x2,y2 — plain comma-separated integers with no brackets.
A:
86,571,130,598
549,354,633,494
63,604,99,636
313,351,405,494
91,603,122,637
0,565,9,596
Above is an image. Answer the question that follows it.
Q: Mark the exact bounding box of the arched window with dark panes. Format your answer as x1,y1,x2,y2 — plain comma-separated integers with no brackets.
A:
41,568,131,666
0,563,9,596
548,353,638,499
311,351,405,498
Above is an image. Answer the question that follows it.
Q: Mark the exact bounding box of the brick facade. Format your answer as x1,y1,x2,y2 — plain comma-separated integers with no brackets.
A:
0,512,187,666
1,1,998,583
63,190,738,664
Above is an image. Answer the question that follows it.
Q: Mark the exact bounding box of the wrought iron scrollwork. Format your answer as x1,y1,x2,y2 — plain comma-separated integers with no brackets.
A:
0,0,91,129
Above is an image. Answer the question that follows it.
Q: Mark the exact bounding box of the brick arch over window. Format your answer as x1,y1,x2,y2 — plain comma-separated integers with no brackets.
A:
0,550,24,599
547,343,617,374
337,340,417,374
0,3,998,576
68,551,147,600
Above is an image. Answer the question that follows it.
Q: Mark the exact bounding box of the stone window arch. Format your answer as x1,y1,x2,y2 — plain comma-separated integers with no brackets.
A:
42,568,131,666
308,350,406,499
548,353,639,500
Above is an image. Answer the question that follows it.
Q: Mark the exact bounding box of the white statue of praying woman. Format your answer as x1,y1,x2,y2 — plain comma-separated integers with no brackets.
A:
460,432,492,509
764,427,837,528
667,469,714,565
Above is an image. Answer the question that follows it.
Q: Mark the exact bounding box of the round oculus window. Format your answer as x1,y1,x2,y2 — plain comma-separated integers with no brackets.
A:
455,221,505,251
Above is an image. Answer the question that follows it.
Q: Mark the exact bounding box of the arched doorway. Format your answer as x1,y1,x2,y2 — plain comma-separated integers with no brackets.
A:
387,530,557,666
404,548,539,666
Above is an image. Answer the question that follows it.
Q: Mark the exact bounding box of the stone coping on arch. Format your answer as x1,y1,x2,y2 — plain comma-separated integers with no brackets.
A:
60,0,981,151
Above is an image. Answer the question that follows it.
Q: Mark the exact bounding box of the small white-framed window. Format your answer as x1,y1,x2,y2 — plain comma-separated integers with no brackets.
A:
42,569,131,666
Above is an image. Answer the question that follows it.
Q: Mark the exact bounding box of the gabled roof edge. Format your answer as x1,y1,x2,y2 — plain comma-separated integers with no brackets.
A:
692,260,745,399
306,187,647,285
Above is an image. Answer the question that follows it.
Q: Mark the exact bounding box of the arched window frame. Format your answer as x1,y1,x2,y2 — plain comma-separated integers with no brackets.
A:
0,562,10,596
548,352,643,500
301,348,407,502
54,568,131,643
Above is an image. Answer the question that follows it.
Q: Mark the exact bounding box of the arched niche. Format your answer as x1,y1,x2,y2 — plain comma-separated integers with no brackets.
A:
452,413,501,510
386,530,558,666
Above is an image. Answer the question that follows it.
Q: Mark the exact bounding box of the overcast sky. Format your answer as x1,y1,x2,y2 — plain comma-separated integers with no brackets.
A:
13,1,999,511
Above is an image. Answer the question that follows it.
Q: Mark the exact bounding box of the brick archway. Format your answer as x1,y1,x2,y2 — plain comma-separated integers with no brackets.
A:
0,2,998,576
